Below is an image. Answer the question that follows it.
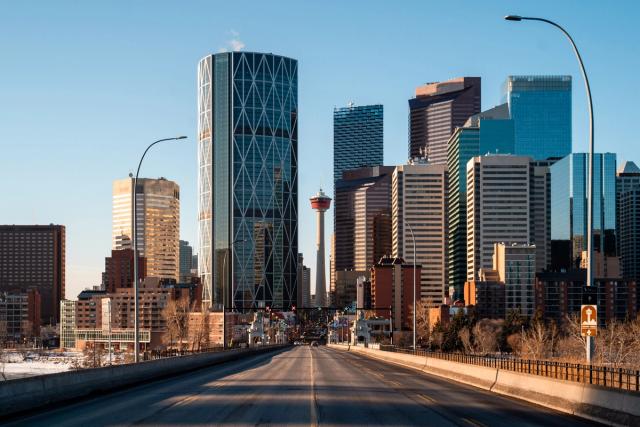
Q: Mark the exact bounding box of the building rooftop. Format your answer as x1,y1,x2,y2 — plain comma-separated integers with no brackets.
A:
618,161,640,175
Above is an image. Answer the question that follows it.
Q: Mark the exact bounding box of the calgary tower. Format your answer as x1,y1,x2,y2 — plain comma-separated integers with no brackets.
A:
310,189,331,307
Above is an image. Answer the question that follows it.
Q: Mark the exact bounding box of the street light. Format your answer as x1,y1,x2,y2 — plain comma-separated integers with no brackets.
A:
404,220,417,351
222,237,247,349
505,14,595,363
133,136,187,363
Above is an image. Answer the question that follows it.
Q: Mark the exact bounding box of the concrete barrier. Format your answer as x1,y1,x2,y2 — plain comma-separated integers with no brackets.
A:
329,344,640,426
0,345,286,419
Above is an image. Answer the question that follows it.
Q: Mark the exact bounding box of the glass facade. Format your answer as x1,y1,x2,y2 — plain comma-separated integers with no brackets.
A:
550,153,617,267
505,75,571,160
198,52,298,311
333,104,383,190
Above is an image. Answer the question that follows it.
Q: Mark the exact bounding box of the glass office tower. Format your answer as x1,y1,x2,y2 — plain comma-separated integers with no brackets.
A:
333,104,383,188
550,153,617,268
198,52,298,311
505,76,571,160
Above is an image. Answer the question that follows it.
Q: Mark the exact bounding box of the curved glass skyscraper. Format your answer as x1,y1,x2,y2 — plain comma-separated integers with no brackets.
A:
198,52,298,311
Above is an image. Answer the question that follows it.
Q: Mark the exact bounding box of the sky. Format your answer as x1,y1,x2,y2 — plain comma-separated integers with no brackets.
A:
1,1,639,300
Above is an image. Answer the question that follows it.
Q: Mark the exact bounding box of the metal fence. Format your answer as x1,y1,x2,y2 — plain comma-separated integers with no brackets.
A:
142,343,270,361
382,346,640,392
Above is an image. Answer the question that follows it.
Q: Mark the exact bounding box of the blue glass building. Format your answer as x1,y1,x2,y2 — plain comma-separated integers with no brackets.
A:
505,76,571,160
333,104,383,189
550,153,617,268
198,52,298,310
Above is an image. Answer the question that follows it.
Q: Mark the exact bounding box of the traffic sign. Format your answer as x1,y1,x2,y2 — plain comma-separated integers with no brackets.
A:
580,305,597,337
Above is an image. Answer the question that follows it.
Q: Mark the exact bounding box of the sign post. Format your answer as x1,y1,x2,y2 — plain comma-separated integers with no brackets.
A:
582,286,597,363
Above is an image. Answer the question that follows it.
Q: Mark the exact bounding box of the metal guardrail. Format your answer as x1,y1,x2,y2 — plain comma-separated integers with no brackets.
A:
382,347,640,392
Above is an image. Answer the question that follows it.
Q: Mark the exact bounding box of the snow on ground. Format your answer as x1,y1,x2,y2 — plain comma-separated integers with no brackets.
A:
0,351,81,381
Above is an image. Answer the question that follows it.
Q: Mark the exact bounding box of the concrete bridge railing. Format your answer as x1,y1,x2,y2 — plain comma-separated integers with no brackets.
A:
329,343,640,427
0,345,287,419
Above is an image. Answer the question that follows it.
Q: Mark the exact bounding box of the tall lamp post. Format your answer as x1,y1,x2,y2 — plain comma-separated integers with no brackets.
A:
133,136,187,363
222,237,246,349
404,220,417,350
505,15,595,363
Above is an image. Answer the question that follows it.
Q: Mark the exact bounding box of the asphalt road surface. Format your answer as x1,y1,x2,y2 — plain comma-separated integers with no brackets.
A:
6,345,601,426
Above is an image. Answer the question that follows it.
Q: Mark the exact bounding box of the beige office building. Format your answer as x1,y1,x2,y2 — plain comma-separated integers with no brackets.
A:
466,155,531,282
392,161,447,304
112,178,180,282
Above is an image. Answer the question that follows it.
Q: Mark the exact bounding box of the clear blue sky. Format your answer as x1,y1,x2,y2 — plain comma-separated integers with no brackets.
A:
1,1,638,300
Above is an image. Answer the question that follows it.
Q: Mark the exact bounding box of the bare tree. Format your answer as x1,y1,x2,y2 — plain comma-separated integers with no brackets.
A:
414,298,432,347
596,320,637,367
473,319,502,355
458,327,473,354
82,343,104,368
163,297,190,351
189,313,210,351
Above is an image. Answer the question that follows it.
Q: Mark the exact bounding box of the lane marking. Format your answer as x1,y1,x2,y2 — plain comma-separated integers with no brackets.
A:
462,417,487,427
309,347,318,427
417,393,436,403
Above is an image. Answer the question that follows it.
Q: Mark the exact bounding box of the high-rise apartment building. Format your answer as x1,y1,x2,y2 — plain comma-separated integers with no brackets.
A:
494,243,536,317
0,289,41,341
466,155,532,281
0,225,65,325
409,77,481,163
617,161,640,281
505,75,571,160
446,103,515,298
333,166,394,294
333,103,383,189
550,153,617,269
103,249,146,293
112,178,180,282
197,52,298,310
59,299,76,349
392,161,447,303
179,240,194,282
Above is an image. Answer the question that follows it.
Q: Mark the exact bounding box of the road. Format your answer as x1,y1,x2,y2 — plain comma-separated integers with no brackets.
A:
6,346,600,426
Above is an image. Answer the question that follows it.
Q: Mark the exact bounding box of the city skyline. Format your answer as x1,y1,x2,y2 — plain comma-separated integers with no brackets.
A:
1,2,639,299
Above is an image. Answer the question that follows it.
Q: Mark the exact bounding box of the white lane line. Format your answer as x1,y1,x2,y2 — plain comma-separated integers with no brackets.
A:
309,347,318,427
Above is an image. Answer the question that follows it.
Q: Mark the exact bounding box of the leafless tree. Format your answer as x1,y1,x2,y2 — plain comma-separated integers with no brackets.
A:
521,321,549,359
458,327,473,354
596,319,637,367
473,319,502,355
163,297,190,351
189,313,210,351
82,343,104,368
414,298,432,346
